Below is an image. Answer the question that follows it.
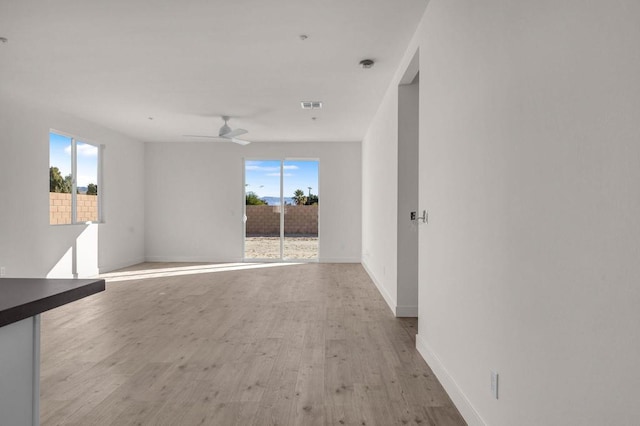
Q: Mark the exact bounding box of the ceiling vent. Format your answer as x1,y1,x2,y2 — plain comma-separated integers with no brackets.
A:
301,101,322,110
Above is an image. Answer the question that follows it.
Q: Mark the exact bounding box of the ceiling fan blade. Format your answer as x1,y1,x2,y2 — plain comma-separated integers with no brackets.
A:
184,134,249,145
231,137,251,146
221,128,248,138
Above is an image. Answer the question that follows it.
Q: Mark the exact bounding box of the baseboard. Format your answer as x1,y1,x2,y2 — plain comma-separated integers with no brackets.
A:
361,259,396,316
319,257,361,263
98,257,145,274
395,305,418,317
145,256,360,264
415,334,486,426
144,256,244,263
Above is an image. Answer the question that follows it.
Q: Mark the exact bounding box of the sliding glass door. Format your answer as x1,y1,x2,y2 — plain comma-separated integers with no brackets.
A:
244,160,281,259
244,159,319,260
283,160,319,259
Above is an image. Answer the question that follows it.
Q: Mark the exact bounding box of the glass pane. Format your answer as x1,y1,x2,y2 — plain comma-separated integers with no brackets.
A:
283,160,319,260
244,160,282,259
49,132,72,225
76,141,99,223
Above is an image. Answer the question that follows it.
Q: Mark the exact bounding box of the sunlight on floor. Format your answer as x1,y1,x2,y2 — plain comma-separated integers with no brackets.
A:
99,262,302,282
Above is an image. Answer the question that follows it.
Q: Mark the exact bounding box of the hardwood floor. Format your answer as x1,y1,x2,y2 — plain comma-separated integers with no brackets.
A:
40,263,465,426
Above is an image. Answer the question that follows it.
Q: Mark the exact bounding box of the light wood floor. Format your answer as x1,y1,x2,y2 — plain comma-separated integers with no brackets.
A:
40,262,465,426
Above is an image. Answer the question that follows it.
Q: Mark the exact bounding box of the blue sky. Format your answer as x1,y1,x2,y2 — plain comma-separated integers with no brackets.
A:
245,160,319,199
50,132,98,187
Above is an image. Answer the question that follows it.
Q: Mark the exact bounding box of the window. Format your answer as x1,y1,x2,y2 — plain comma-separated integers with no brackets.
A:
49,131,102,225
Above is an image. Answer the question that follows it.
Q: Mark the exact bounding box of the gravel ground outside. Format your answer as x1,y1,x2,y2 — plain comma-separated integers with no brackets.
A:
245,236,318,259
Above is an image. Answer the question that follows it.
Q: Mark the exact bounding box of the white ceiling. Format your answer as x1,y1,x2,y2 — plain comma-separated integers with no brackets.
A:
0,0,427,143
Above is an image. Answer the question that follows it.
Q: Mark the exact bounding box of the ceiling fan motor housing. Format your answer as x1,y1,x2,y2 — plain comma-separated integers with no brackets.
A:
219,123,232,136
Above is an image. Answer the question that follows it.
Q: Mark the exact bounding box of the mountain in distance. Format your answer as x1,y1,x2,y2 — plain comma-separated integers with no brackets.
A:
260,196,295,206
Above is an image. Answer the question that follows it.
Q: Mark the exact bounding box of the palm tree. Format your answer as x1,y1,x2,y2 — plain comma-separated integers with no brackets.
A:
293,189,307,205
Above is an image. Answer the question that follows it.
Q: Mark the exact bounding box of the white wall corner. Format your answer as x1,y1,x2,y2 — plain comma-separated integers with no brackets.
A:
98,257,146,275
361,259,396,316
415,334,486,426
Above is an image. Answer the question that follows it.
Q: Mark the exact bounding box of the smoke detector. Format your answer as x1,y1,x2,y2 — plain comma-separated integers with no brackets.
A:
359,59,375,69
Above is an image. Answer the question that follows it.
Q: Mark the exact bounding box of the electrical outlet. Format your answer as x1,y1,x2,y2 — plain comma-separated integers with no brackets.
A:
0,267,5,278
490,370,499,399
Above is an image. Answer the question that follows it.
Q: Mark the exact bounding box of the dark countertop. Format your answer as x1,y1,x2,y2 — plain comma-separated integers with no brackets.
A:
0,278,105,328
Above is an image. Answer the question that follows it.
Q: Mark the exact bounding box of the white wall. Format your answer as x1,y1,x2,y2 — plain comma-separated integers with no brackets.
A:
363,0,640,425
362,82,400,309
0,96,145,277
362,60,421,316
144,141,361,263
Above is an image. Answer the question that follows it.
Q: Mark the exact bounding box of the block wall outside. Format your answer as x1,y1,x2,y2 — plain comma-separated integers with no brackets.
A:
49,193,98,224
246,205,318,236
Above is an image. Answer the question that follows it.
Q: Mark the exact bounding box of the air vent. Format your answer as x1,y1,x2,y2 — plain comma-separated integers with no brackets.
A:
301,101,322,110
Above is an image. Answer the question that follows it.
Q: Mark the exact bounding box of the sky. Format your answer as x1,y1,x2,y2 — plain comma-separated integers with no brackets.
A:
245,160,319,199
50,135,315,197
50,132,98,187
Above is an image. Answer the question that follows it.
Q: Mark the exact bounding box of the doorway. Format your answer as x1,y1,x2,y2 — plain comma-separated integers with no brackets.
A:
397,50,419,317
244,159,319,261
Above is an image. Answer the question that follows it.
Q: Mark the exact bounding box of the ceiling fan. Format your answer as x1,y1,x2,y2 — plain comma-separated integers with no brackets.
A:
184,116,251,145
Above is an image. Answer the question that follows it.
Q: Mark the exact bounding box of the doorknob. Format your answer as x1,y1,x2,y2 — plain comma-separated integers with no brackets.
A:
416,210,428,224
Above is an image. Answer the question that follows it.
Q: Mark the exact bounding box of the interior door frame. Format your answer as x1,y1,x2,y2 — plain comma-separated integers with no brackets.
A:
396,49,420,317
242,157,320,262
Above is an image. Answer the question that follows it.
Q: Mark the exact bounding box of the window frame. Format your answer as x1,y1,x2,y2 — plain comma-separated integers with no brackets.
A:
49,129,104,225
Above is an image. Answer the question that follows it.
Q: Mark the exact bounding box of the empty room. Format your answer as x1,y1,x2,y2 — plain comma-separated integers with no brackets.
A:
1,0,639,425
